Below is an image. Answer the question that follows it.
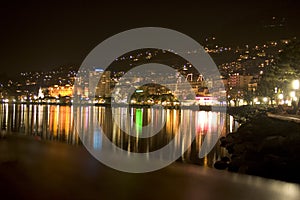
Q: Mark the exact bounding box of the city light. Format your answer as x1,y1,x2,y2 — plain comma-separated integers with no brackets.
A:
0,2,300,199
263,97,268,103
290,91,296,98
292,80,300,90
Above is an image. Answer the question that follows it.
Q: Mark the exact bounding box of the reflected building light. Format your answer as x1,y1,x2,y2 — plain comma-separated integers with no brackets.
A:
53,105,59,136
172,110,179,134
38,105,43,134
230,115,234,133
211,112,218,133
49,106,53,136
5,104,9,129
203,156,208,167
12,104,16,128
112,116,117,144
135,109,143,136
84,106,89,130
166,109,172,134
93,129,102,150
24,105,28,133
20,104,24,129
0,104,243,167
58,105,63,136
65,106,71,136
196,111,206,134
130,107,133,129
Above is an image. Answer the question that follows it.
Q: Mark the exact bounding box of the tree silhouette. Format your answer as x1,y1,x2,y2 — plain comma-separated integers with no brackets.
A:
257,40,300,100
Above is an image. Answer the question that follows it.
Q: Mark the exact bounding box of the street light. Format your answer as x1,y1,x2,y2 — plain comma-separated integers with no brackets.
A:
290,91,296,98
263,97,268,103
292,80,300,90
292,80,299,102
277,93,284,105
253,97,258,104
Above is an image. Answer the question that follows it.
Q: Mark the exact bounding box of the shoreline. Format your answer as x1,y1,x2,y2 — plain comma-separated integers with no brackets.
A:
1,101,229,112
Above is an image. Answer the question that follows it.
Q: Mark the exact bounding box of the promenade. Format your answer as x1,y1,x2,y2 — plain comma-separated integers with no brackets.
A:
267,112,300,123
0,134,299,200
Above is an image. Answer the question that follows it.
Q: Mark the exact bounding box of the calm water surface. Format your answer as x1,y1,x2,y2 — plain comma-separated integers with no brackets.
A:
0,103,239,167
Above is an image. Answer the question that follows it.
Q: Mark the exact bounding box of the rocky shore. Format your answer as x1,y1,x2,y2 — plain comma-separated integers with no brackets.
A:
215,109,300,183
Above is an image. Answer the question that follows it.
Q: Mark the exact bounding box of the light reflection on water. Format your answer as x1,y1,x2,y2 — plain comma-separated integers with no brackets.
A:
0,103,238,167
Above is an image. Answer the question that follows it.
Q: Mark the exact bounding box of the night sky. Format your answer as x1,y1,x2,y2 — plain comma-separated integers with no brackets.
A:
0,0,299,76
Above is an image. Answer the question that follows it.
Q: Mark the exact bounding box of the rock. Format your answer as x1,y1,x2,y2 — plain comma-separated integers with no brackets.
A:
259,136,287,155
228,161,241,172
219,137,227,147
244,151,264,162
221,156,230,163
214,161,228,170
222,109,300,182
232,143,247,154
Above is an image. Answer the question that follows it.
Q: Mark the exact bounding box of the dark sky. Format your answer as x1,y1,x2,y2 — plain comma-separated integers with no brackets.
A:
0,0,299,76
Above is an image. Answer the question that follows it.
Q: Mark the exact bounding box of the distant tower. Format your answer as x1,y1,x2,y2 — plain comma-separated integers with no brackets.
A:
197,74,203,82
38,87,44,99
89,69,111,98
185,73,193,82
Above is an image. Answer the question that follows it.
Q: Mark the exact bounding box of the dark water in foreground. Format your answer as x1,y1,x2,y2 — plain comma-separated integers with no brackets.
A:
0,103,239,167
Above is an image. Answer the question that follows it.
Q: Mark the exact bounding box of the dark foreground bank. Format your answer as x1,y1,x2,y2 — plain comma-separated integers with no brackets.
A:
218,113,300,183
0,134,299,200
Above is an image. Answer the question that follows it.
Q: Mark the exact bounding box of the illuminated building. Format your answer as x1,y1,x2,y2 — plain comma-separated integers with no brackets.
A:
228,73,253,89
89,69,111,97
38,87,44,99
48,84,73,98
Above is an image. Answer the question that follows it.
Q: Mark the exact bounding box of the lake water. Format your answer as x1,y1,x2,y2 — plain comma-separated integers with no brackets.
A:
0,103,239,168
